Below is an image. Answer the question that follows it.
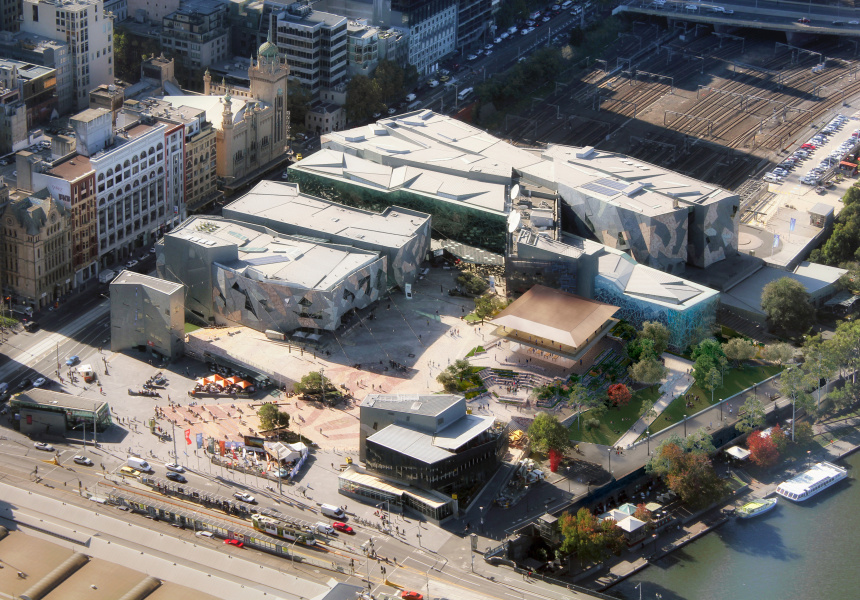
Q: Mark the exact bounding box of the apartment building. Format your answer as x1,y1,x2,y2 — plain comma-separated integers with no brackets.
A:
0,59,60,128
0,32,73,115
21,0,114,111
160,0,230,70
0,0,21,31
0,190,74,310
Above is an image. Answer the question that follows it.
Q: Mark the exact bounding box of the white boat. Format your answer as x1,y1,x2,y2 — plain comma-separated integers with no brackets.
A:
775,461,848,502
736,497,777,519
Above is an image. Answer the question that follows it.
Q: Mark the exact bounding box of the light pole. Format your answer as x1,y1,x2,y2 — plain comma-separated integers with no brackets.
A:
607,448,612,475
720,398,723,422
646,430,650,456
683,414,687,437
479,505,485,530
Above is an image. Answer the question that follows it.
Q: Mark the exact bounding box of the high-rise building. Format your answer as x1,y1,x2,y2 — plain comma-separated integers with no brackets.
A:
0,60,59,128
456,0,491,50
160,0,230,70
0,32,73,115
0,0,21,33
20,0,114,111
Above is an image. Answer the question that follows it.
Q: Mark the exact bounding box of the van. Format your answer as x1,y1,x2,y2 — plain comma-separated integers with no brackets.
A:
127,456,152,472
458,87,474,101
314,522,335,534
405,93,417,102
561,0,572,7
320,504,345,519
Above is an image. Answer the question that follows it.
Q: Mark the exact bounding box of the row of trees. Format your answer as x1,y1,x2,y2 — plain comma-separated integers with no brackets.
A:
646,431,727,509
345,60,418,123
810,185,860,266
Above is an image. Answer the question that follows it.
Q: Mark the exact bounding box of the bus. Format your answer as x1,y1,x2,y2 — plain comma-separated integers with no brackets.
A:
458,87,474,101
252,515,317,546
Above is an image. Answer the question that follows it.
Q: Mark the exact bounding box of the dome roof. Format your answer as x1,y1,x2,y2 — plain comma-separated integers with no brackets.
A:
258,28,279,58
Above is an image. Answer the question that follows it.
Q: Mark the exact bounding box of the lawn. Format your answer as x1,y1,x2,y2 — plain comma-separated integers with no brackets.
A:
569,386,661,446
184,322,202,334
465,345,486,358
464,312,481,323
645,364,784,436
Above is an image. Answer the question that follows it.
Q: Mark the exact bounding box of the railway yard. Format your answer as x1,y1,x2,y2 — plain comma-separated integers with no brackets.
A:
504,22,860,215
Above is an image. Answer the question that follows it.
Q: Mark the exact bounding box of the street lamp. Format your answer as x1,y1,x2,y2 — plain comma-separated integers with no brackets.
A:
646,430,650,456
683,414,687,437
607,448,612,475
720,398,723,422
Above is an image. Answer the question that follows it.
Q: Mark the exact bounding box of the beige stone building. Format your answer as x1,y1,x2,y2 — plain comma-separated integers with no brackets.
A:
161,30,290,193
0,190,73,310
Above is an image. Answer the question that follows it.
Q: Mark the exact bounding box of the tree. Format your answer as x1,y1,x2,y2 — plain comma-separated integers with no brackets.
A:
373,60,405,103
628,356,667,385
457,272,488,295
793,421,815,445
474,295,507,323
639,321,670,356
633,503,652,524
287,79,313,128
559,508,606,565
827,381,860,411
780,366,816,427
436,359,472,393
257,403,290,431
771,423,788,454
736,397,766,433
527,412,571,454
613,322,638,341
761,277,815,332
625,337,656,362
692,339,725,388
345,75,383,122
294,371,340,402
568,382,592,409
683,427,716,455
722,338,757,366
762,342,795,365
569,26,586,46
747,430,779,468
664,450,728,509
606,383,632,407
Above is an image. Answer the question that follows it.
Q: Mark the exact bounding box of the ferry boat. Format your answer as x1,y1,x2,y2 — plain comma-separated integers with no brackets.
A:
736,497,777,519
775,461,848,502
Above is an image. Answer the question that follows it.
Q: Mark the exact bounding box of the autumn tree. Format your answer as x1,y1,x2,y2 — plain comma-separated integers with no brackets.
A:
771,423,788,454
793,421,815,445
559,508,623,565
722,337,757,366
606,383,632,407
633,503,652,524
527,412,571,454
747,430,779,468
647,440,726,509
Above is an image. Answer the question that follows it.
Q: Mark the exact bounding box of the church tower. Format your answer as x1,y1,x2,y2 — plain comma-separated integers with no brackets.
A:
249,26,290,151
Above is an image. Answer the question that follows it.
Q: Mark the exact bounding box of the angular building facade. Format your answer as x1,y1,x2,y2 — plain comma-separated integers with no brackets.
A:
222,180,431,288
109,270,185,359
157,216,387,333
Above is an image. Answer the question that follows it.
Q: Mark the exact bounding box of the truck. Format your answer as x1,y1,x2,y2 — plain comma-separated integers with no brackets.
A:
98,270,116,284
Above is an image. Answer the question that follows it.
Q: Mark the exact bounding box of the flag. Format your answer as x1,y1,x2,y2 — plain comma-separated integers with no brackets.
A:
219,440,226,456
184,428,192,445
789,217,796,232
773,233,780,248
196,432,203,449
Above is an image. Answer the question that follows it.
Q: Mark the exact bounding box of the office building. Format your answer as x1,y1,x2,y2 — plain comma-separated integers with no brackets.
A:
110,270,185,359
457,0,491,49
346,20,407,77
0,190,73,310
0,89,27,154
1,0,21,31
267,3,347,97
127,0,177,24
222,180,431,287
0,32,73,115
0,59,59,127
157,216,387,332
21,0,114,111
160,0,230,70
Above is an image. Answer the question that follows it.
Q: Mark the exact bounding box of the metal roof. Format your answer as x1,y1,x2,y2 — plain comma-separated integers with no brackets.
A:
360,394,461,417
366,424,452,464
12,389,107,412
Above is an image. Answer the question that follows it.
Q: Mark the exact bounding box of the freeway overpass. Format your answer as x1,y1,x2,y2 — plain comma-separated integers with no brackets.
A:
616,0,860,42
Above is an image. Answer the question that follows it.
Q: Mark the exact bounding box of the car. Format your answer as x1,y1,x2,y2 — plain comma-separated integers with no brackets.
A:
296,154,302,161
196,531,214,538
0,159,7,165
331,522,354,534
500,32,509,39
764,175,781,183
372,112,381,118
484,43,493,50
723,9,734,14
73,455,93,466
405,93,417,102
120,466,141,477
494,37,502,43
34,442,55,452
439,75,450,82
126,259,139,268
166,471,187,483
428,79,440,87
233,492,256,504
467,54,478,61
32,377,47,388
401,592,424,600
552,3,560,8
17,378,32,391
116,505,130,511
542,15,551,22
850,20,859,24
798,17,810,23
224,539,244,547
833,20,845,26
165,462,185,473
484,50,493,56
314,522,335,534
518,56,527,62
387,108,396,115
12,170,16,177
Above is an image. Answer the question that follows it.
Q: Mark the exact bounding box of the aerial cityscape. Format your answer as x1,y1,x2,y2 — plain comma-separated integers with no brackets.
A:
3,0,860,599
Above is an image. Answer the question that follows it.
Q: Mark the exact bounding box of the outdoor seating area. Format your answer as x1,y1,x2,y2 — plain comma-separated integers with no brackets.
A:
193,374,255,395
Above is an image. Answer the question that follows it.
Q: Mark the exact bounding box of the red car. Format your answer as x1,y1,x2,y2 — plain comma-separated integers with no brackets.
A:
401,592,424,600
798,17,810,24
224,539,244,548
331,521,354,534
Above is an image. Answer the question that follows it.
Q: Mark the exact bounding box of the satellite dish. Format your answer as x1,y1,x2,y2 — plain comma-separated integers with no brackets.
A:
510,184,520,199
507,211,521,233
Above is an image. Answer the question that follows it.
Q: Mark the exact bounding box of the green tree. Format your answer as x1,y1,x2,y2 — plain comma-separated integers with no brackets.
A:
436,359,472,393
373,60,405,103
287,79,313,128
474,295,507,323
559,508,606,565
569,27,586,46
625,337,655,362
457,272,489,295
568,382,591,408
613,322,638,341
294,371,338,402
648,441,727,509
345,75,383,122
722,337,757,366
628,356,666,385
113,27,161,82
527,412,571,454
257,403,290,431
779,365,816,427
639,321,670,356
761,277,815,332
793,421,815,445
735,397,766,433
683,427,716,455
761,342,795,365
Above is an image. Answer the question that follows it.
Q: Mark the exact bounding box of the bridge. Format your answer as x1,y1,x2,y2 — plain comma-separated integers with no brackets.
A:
616,0,860,41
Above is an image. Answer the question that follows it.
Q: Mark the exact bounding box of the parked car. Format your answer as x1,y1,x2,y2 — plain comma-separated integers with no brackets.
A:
34,442,55,452
126,259,139,269
166,472,187,483
224,539,244,547
401,592,424,600
233,492,256,504
331,522,354,534
196,531,214,538
73,455,93,466
798,17,811,23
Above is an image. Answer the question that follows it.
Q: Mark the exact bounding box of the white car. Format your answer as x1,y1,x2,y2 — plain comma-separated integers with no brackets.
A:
196,531,214,538
484,43,493,50
233,492,256,504
467,54,478,61
494,37,502,43
500,32,509,39
314,522,335,534
165,462,185,473
74,455,94,466
428,80,440,87
34,442,55,452
32,377,47,387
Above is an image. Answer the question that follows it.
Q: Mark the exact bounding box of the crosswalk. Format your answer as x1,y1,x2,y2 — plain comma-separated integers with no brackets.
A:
0,300,109,382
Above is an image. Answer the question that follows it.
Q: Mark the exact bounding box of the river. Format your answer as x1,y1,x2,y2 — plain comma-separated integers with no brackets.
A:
613,452,860,600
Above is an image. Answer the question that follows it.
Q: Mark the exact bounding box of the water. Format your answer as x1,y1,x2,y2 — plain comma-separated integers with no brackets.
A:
615,453,860,600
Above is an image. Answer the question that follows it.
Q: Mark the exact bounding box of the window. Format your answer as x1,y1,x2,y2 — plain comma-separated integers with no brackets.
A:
32,5,38,21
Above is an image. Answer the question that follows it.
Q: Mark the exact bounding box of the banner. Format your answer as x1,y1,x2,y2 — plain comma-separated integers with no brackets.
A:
789,217,796,232
184,429,192,445
196,432,203,449
773,234,780,248
219,440,226,456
